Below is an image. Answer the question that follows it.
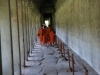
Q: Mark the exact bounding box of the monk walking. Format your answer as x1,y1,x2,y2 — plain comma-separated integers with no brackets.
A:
46,25,52,46
42,26,48,46
37,25,44,45
47,25,52,33
49,29,56,46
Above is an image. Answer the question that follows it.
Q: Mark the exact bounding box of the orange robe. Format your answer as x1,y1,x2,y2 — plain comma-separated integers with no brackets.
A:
49,31,56,44
46,27,51,43
47,27,51,33
42,28,47,44
37,27,43,44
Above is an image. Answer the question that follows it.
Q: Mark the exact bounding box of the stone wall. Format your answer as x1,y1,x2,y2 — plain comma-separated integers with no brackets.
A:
55,0,100,74
0,0,41,74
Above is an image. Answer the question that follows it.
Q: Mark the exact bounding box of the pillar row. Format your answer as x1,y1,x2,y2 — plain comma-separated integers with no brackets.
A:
0,0,41,75
10,0,21,74
22,0,27,66
17,0,24,74
0,0,14,75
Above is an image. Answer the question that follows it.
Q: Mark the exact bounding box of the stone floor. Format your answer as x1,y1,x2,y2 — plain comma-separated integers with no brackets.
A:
22,40,99,75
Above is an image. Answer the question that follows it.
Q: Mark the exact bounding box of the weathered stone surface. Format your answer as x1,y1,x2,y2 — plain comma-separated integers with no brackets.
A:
55,0,100,74
22,40,99,75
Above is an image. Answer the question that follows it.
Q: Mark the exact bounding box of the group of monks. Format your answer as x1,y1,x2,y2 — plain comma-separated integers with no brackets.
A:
37,24,56,47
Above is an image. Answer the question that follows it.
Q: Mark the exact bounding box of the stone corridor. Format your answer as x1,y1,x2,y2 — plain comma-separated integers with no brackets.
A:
22,39,98,75
1,0,100,75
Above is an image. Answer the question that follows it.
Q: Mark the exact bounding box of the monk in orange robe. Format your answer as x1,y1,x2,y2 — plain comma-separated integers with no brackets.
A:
47,25,52,33
49,29,56,46
37,25,44,44
42,26,48,45
46,25,52,45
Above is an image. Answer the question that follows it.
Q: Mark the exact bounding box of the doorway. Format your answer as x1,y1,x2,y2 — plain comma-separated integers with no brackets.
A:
43,13,52,27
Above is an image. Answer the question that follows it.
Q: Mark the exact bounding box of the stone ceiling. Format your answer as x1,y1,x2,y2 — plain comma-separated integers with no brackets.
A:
33,0,57,9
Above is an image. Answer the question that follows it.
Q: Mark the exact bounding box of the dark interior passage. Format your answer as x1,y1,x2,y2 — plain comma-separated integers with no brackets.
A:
43,13,52,26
